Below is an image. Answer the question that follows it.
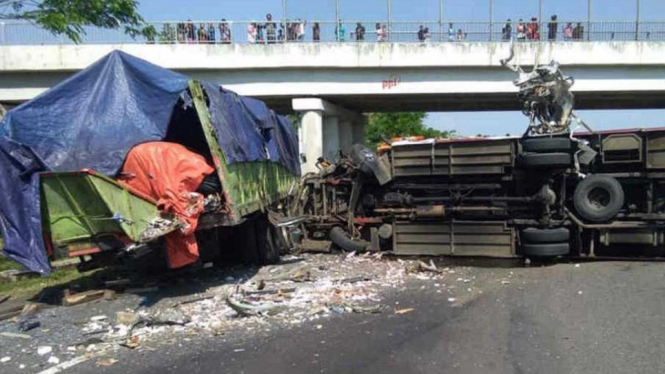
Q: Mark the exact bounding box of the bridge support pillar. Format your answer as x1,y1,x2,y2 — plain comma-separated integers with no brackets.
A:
293,98,365,174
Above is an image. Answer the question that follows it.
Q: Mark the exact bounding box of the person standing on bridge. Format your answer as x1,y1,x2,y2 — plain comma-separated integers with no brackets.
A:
313,22,321,42
502,19,512,40
297,19,306,41
448,23,455,41
526,16,539,40
266,14,276,43
563,22,573,41
186,20,196,43
355,23,366,41
418,25,426,42
573,22,584,41
335,21,346,42
207,23,216,43
516,19,526,41
247,22,257,44
219,20,231,44
548,15,558,41
198,23,208,43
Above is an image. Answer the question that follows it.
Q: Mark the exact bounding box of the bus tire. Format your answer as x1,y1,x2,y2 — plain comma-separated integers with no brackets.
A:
573,175,624,222
330,226,369,252
522,243,570,257
521,153,571,168
522,228,570,243
523,137,572,152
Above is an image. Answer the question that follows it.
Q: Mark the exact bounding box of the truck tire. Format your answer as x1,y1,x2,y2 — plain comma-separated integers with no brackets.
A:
330,226,369,252
522,228,570,243
523,137,572,153
522,243,570,257
254,215,281,264
521,153,571,168
573,175,624,222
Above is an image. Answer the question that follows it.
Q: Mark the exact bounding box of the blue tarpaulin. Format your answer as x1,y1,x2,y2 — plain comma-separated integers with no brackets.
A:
203,82,300,175
0,51,299,274
0,138,50,274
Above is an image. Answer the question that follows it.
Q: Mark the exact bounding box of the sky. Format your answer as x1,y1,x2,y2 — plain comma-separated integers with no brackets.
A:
136,0,665,136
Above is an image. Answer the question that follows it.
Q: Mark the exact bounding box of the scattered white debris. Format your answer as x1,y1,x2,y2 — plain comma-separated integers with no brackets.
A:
19,364,25,369
448,298,457,302
234,348,245,352
37,346,52,356
47,356,60,365
0,356,11,363
90,315,108,322
575,264,580,268
578,290,583,295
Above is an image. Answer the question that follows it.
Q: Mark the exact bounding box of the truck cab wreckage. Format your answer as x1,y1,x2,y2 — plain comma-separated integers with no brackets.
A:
289,48,665,260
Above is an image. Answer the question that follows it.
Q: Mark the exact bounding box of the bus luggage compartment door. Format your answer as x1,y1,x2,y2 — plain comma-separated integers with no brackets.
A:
393,221,516,257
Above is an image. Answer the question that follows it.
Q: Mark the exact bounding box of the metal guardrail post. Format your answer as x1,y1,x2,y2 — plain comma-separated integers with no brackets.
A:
489,0,493,41
636,0,641,41
439,0,443,42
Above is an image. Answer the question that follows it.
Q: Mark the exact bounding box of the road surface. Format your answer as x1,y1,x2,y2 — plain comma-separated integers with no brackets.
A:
81,260,665,374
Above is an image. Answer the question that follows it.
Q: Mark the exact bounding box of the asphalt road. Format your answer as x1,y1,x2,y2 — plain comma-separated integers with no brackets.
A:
83,260,665,374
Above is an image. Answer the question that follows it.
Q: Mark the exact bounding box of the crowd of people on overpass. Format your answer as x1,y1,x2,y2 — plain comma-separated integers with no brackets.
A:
146,15,594,44
501,15,585,41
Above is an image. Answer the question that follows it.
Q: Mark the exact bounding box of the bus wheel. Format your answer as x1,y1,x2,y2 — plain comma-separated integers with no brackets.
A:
522,243,570,257
521,227,570,243
521,153,571,168
573,175,624,222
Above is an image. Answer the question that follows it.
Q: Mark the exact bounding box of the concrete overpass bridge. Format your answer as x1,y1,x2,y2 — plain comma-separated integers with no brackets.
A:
1,41,664,172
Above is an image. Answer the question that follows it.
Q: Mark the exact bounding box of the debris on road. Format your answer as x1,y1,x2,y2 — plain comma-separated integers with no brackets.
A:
47,356,60,364
95,358,118,367
0,253,476,370
116,311,140,326
63,289,115,306
226,297,285,317
0,356,11,363
0,332,31,339
18,317,40,332
37,346,52,356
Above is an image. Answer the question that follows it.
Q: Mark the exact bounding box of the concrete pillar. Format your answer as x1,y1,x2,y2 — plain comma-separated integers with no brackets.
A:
293,97,363,174
351,115,367,145
300,110,323,174
322,116,340,161
338,120,353,152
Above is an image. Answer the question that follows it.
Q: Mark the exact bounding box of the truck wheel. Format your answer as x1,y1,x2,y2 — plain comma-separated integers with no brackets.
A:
522,228,570,243
522,243,570,257
330,226,369,252
254,215,280,264
521,153,571,168
523,137,572,152
573,175,624,222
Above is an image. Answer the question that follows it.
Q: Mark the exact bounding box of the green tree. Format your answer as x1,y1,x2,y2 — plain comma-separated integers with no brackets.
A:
365,112,455,147
0,0,147,43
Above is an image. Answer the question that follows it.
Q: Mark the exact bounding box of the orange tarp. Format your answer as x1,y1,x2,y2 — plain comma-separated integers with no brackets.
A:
118,142,214,268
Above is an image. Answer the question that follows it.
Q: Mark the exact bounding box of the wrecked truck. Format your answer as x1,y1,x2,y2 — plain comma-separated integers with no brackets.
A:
0,51,300,275
293,52,665,260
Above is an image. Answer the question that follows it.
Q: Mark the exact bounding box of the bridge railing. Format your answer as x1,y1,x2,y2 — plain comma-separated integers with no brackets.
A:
1,20,664,45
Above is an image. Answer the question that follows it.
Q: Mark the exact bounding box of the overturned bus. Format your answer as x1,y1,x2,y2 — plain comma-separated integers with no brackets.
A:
291,55,665,260
0,51,300,275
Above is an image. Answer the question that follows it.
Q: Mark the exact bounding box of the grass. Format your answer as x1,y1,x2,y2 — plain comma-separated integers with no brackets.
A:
0,267,86,296
0,235,90,297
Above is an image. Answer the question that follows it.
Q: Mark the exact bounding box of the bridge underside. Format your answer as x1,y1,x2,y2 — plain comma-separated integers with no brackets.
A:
259,90,665,114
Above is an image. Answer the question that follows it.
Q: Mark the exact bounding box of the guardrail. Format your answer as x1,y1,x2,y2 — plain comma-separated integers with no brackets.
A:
1,20,664,45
